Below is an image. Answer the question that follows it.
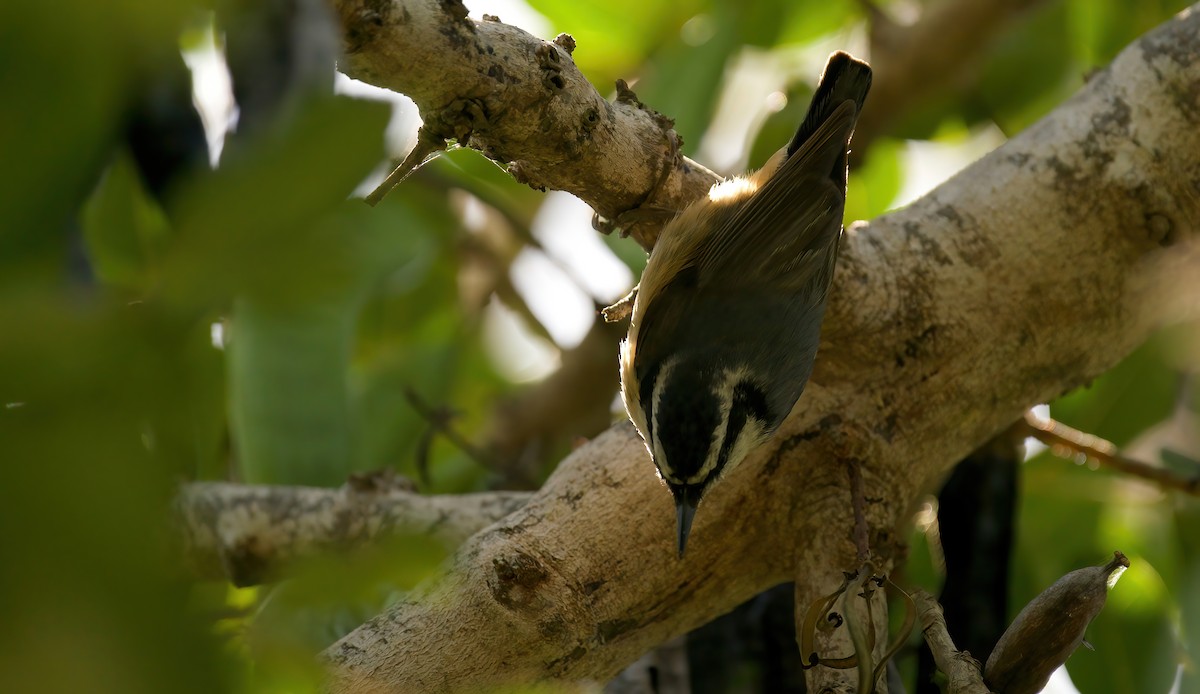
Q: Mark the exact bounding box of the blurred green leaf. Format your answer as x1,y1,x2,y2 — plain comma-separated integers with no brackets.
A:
971,1,1077,136
82,151,173,290
526,0,702,88
1051,335,1178,447
746,83,813,168
634,9,739,153
1174,502,1200,694
431,148,545,221
246,534,446,685
230,296,358,485
159,94,390,308
846,138,903,221
1067,0,1195,68
776,0,858,45
0,299,230,694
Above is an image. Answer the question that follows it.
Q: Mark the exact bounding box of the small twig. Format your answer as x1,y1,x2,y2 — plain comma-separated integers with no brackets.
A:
846,459,870,564
601,284,638,323
404,387,494,472
365,129,447,206
1021,410,1200,495
912,590,993,694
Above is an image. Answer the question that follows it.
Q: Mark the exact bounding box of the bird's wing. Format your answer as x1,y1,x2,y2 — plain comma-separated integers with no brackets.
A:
631,179,841,373
695,100,855,295
630,98,856,391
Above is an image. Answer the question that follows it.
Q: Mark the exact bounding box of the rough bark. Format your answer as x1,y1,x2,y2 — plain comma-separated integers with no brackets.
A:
319,6,1200,692
913,591,992,694
332,0,721,251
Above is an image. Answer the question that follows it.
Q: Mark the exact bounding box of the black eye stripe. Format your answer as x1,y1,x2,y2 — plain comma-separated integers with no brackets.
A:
713,381,772,476
734,381,771,422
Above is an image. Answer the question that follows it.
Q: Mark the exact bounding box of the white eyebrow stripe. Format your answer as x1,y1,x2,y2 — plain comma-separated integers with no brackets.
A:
687,366,757,485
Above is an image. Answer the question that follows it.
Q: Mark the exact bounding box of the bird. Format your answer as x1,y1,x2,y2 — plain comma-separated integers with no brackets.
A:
618,51,872,557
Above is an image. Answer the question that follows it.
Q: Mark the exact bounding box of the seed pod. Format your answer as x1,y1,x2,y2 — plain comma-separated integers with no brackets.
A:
984,551,1130,694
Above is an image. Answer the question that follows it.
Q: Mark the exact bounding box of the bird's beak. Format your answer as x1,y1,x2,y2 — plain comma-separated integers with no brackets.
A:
674,486,700,558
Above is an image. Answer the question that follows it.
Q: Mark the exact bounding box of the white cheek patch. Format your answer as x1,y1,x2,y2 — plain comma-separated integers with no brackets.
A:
686,367,760,485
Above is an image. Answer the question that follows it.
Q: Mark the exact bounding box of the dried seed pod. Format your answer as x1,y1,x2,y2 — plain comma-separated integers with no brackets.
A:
984,551,1130,694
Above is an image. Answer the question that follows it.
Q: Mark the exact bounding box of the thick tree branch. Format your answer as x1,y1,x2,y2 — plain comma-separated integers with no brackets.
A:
332,0,720,250
175,481,529,585
320,7,1200,692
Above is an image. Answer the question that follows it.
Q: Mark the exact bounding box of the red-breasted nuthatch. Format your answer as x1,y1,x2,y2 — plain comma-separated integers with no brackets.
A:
619,52,872,557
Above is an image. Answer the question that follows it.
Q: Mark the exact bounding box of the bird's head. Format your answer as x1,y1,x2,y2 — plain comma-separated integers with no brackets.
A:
639,354,775,557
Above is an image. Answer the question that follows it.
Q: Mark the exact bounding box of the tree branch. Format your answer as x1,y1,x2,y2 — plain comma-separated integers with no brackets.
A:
318,6,1200,691
175,481,529,585
912,590,992,694
332,0,720,250
1021,411,1200,495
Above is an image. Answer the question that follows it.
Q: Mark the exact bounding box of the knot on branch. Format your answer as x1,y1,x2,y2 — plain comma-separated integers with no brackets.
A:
439,0,470,23
554,33,577,55
431,97,489,142
509,160,546,191
490,551,551,609
1146,211,1179,246
341,0,399,55
591,90,683,247
536,42,566,91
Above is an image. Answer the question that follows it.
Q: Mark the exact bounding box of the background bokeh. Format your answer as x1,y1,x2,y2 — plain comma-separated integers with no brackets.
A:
0,0,1196,692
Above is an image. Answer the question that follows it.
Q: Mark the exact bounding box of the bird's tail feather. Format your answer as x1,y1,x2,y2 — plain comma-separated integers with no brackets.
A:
787,51,872,159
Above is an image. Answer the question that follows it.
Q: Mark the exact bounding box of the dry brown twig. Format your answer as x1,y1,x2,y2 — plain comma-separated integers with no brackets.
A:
1021,410,1200,495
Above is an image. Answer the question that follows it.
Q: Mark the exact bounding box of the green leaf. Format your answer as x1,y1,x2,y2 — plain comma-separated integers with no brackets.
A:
634,8,739,153
159,94,390,308
1051,334,1177,447
81,151,173,290
776,0,858,45
846,138,902,221
1173,502,1200,694
524,0,702,88
971,1,1077,136
245,534,446,684
1067,0,1195,68
229,296,359,486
